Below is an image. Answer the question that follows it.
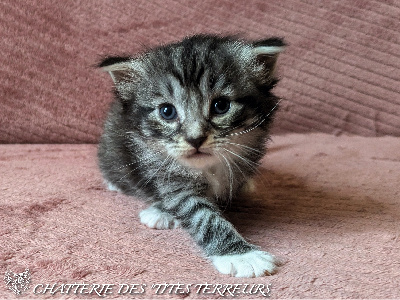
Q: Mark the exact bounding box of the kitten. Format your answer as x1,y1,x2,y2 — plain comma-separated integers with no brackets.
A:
98,35,284,277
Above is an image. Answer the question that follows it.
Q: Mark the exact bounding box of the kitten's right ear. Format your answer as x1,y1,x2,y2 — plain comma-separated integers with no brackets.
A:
252,37,286,79
98,56,135,84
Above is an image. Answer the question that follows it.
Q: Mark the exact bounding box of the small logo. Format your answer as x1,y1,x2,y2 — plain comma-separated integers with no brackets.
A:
4,268,31,295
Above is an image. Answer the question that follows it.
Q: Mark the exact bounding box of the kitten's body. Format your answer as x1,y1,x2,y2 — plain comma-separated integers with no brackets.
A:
98,35,284,277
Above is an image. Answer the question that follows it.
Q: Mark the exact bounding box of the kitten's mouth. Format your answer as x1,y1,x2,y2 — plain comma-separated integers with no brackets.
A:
186,150,212,159
179,149,216,169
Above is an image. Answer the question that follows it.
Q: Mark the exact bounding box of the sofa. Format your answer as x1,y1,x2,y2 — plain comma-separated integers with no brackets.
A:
1,1,399,298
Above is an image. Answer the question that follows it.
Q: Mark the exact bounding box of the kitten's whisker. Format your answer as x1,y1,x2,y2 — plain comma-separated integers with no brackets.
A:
220,147,264,178
115,162,137,171
220,99,281,138
218,152,234,201
116,150,166,182
213,152,230,211
219,144,269,190
115,149,164,171
224,151,248,180
221,147,260,168
216,122,245,138
215,115,263,138
117,164,142,182
216,115,262,138
163,159,177,186
224,141,264,155
227,116,265,137
140,155,173,188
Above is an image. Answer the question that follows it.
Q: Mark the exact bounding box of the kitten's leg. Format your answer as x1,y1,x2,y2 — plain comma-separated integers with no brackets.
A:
139,202,180,230
162,193,277,277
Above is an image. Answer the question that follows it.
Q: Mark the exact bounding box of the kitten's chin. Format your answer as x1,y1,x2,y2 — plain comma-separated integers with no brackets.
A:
179,152,218,169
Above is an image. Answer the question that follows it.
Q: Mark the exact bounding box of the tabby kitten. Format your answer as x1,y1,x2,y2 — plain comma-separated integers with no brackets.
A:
98,35,284,277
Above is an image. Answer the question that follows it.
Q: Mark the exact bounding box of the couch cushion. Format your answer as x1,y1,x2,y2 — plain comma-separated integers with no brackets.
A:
1,133,399,297
1,1,399,143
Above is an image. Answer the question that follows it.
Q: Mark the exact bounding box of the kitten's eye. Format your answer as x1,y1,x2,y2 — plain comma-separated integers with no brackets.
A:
211,97,231,115
159,104,177,120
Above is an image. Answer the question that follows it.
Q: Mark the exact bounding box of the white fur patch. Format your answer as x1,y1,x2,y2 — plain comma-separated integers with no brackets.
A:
105,180,121,193
139,206,180,230
253,46,285,55
210,250,276,277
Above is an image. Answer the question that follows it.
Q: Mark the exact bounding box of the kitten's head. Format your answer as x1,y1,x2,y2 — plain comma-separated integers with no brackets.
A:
100,35,284,169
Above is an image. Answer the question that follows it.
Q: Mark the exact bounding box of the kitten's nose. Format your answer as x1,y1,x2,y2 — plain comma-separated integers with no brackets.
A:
186,136,207,149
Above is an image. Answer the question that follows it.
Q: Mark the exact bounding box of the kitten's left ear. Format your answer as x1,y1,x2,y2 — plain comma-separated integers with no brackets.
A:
252,37,285,78
98,56,135,84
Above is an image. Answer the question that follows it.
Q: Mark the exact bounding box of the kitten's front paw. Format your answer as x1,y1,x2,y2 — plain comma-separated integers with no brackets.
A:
139,206,180,230
210,250,277,277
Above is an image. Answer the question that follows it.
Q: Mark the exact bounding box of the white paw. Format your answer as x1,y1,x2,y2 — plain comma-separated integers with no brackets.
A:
210,250,277,277
139,206,180,230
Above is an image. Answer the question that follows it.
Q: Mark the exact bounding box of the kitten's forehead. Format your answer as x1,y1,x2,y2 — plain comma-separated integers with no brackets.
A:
150,41,251,104
153,38,253,88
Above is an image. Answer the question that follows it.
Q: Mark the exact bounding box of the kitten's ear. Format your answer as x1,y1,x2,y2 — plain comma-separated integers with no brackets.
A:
98,56,136,84
252,37,285,77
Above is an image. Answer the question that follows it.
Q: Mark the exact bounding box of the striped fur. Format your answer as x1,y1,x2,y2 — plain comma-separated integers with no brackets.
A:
98,35,284,277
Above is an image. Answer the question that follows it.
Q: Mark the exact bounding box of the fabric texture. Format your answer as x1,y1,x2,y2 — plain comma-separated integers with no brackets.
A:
1,1,399,298
1,0,399,143
1,134,399,298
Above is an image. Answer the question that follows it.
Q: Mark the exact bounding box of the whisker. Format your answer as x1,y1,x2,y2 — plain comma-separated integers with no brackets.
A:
220,147,273,197
216,121,247,138
228,100,281,137
217,99,281,138
117,164,142,183
115,148,164,172
218,151,234,201
213,152,230,211
116,149,165,182
163,159,178,186
143,157,171,188
139,155,173,189
115,162,137,171
220,147,260,168
219,146,264,179
224,151,248,180
224,141,264,155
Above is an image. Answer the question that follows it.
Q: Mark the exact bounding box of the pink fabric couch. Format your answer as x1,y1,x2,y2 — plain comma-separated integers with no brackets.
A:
1,1,399,298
